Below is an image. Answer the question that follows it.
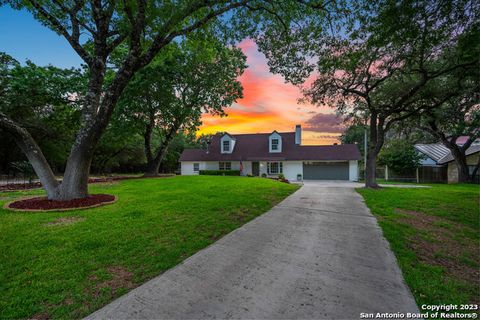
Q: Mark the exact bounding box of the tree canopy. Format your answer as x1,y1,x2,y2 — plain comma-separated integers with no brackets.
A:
256,0,480,187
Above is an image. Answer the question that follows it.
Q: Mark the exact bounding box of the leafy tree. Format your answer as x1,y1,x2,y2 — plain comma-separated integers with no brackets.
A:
0,0,331,200
378,139,424,174
92,112,144,174
119,37,246,176
159,130,199,174
340,124,367,156
420,100,479,182
0,52,84,174
257,0,480,188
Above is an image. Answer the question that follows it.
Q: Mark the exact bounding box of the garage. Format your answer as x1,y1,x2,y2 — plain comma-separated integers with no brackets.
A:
303,162,349,180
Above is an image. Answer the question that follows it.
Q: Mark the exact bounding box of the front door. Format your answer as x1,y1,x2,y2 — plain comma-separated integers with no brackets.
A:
252,162,260,176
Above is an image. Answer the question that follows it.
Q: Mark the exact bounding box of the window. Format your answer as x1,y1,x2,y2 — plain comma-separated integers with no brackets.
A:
267,162,283,174
223,140,230,152
193,163,199,172
219,162,231,170
271,139,279,151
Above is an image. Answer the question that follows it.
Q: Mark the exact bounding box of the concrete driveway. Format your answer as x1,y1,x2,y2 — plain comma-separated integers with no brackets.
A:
87,182,419,320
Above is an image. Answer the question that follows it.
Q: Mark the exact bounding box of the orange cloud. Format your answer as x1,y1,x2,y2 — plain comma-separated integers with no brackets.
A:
198,39,343,145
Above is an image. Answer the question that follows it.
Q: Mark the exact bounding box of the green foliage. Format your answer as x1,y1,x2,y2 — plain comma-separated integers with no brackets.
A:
9,161,35,183
378,139,425,174
199,170,240,176
261,173,267,178
357,183,479,305
0,176,298,318
0,52,85,172
278,173,285,180
340,124,367,156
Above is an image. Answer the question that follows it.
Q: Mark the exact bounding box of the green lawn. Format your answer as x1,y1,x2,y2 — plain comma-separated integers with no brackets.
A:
357,183,480,306
0,176,298,319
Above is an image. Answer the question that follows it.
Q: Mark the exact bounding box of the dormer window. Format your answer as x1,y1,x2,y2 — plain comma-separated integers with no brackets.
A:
269,131,282,153
271,139,279,151
221,134,235,153
223,140,230,152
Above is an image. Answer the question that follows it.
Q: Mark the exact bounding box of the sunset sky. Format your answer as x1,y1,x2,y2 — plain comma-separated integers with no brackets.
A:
0,8,345,145
199,39,344,145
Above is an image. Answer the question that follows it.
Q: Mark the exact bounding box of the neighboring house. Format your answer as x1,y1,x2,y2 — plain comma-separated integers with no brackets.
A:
414,142,480,183
180,125,361,181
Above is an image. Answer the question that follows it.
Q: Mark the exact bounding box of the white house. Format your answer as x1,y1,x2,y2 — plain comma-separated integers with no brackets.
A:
180,125,361,181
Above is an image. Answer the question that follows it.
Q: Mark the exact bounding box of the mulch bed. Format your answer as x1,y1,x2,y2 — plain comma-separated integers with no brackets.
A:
0,174,175,192
6,194,116,212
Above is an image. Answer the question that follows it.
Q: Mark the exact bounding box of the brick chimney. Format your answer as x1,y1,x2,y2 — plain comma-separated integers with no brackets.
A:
295,125,301,145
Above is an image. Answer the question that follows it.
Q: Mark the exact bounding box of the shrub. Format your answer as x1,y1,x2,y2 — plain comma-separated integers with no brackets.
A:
199,170,240,176
278,173,285,180
378,139,425,174
261,173,267,178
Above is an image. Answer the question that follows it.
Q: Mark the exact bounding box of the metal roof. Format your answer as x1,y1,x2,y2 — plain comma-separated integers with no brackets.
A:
438,144,480,164
414,144,451,162
415,143,480,164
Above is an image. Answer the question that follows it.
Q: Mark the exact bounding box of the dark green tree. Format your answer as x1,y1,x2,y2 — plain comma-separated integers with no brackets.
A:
257,0,480,188
119,37,246,176
0,52,84,174
378,139,424,174
1,1,330,199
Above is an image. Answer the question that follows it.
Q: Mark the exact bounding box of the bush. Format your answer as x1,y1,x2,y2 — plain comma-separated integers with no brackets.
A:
261,173,267,178
278,173,285,180
378,139,425,174
199,170,240,176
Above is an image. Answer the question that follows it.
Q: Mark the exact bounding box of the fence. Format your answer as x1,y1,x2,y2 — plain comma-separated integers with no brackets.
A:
385,166,447,183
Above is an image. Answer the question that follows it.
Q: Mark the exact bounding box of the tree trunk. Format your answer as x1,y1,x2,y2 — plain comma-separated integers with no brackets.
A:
0,112,60,198
365,150,379,188
437,135,473,184
143,125,178,177
471,155,480,182
453,155,471,183
364,113,384,188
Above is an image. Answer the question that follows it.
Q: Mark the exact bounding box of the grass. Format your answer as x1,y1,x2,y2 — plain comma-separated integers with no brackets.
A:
357,183,480,307
0,176,298,319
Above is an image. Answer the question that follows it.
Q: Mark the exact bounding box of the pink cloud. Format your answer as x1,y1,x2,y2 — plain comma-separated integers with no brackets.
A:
199,39,343,145
304,113,346,133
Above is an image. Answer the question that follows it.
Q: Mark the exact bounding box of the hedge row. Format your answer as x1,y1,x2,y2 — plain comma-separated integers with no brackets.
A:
199,170,241,176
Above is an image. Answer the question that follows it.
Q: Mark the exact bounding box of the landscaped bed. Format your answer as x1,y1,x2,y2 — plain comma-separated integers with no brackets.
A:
0,176,298,319
357,183,479,307
5,194,117,211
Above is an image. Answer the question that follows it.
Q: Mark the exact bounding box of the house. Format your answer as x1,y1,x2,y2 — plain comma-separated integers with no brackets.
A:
179,125,361,181
414,142,480,183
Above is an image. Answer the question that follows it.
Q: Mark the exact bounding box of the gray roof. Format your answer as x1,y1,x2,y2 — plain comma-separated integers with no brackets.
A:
180,132,361,162
414,144,450,162
415,143,480,164
438,144,480,164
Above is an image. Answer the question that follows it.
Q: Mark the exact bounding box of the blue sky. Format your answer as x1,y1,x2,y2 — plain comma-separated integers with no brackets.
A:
0,5,341,144
0,6,82,68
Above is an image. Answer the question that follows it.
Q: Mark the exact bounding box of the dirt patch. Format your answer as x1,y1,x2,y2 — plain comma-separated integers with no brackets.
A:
396,208,479,291
29,312,50,320
45,216,86,226
88,266,135,299
5,194,116,212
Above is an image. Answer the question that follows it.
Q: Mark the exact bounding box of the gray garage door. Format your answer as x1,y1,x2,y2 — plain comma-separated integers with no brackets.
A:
303,162,349,180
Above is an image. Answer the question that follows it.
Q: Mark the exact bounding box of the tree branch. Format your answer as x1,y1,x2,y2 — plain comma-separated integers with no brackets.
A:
28,0,92,65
